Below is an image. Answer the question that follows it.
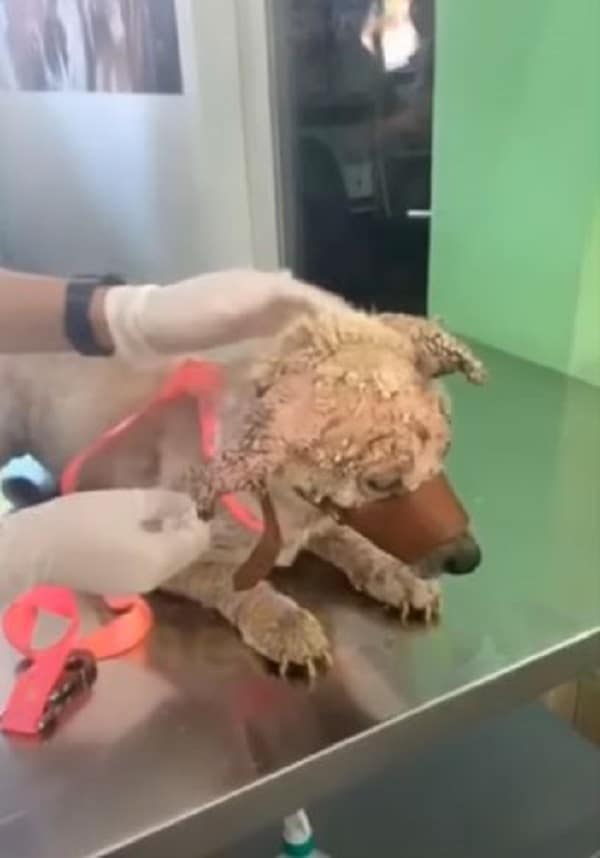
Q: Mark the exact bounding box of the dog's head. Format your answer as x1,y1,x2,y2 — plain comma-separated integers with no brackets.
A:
218,310,485,579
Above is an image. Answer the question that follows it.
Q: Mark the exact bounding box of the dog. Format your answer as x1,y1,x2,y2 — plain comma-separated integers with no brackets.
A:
0,306,484,675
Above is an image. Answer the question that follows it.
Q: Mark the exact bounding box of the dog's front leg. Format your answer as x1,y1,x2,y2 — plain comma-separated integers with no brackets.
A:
307,524,441,623
165,561,332,677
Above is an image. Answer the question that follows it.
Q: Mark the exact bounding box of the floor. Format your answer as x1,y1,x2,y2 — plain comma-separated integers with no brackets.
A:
543,674,600,747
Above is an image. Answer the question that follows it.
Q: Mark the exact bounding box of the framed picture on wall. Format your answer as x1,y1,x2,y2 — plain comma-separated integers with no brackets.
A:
0,0,183,93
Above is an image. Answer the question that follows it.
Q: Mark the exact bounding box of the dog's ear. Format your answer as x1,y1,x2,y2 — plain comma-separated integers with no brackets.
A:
379,314,486,383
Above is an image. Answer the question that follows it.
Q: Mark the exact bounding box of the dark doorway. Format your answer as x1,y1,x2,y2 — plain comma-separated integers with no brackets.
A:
272,0,434,315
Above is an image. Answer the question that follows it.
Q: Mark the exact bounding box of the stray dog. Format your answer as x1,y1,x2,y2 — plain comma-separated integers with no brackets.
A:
0,308,485,675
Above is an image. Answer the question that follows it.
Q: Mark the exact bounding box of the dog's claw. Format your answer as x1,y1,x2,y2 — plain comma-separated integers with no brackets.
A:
241,601,331,681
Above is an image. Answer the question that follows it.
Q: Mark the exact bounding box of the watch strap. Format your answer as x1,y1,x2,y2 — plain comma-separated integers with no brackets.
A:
64,279,113,356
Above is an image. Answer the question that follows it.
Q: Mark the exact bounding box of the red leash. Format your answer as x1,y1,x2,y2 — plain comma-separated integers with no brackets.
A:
1,360,262,737
61,359,263,532
1,588,153,736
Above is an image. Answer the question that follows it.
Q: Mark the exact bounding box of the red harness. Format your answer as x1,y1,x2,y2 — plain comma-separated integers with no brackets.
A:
1,360,263,737
61,359,264,531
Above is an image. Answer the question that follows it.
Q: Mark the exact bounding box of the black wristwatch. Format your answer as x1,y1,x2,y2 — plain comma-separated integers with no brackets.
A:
63,275,122,356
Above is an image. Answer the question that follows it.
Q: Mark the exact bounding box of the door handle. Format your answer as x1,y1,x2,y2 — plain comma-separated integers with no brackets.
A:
406,209,431,219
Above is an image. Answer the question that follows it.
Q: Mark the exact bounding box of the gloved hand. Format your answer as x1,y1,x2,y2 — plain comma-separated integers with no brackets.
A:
104,269,346,365
0,489,209,600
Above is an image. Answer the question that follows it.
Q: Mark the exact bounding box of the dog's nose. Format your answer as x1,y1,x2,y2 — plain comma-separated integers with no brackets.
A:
443,537,482,575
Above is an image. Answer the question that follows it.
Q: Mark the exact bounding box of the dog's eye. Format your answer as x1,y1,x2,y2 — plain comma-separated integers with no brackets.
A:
362,468,405,495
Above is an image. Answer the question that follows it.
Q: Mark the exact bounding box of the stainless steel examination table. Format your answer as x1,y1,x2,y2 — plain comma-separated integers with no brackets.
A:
0,346,598,857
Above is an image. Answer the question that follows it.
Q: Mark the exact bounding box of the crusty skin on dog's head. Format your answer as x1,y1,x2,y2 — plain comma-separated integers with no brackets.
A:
163,306,484,674
212,310,485,511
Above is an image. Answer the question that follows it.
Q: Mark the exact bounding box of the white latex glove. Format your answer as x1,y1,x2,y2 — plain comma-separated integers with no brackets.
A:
104,269,346,366
0,489,209,600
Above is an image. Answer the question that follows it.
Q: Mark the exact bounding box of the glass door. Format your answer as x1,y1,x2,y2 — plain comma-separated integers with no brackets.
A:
270,0,434,314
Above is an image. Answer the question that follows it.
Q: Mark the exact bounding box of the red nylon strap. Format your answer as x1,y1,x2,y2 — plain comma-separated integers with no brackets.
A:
1,587,77,736
61,360,222,493
0,587,153,736
60,359,264,534
82,596,153,661
1,360,264,737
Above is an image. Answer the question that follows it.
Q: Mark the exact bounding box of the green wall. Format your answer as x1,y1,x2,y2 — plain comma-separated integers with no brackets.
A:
429,0,600,387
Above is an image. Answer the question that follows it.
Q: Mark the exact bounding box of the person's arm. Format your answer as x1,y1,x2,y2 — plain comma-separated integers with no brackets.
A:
0,268,113,353
0,268,345,597
0,267,344,359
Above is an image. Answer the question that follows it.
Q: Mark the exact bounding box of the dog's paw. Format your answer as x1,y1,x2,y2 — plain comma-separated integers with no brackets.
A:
238,592,332,679
401,575,442,624
357,565,442,624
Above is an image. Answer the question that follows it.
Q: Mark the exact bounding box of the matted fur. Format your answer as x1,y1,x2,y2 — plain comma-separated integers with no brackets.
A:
0,307,484,675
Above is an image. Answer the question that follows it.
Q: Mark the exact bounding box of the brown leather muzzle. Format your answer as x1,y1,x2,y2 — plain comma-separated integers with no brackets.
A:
338,473,471,565
233,473,480,590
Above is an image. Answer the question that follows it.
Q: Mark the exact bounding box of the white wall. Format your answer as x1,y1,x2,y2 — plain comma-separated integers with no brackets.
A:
235,0,281,270
0,0,279,282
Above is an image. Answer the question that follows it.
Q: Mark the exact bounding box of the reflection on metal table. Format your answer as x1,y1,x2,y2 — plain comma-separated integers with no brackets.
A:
0,346,598,858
